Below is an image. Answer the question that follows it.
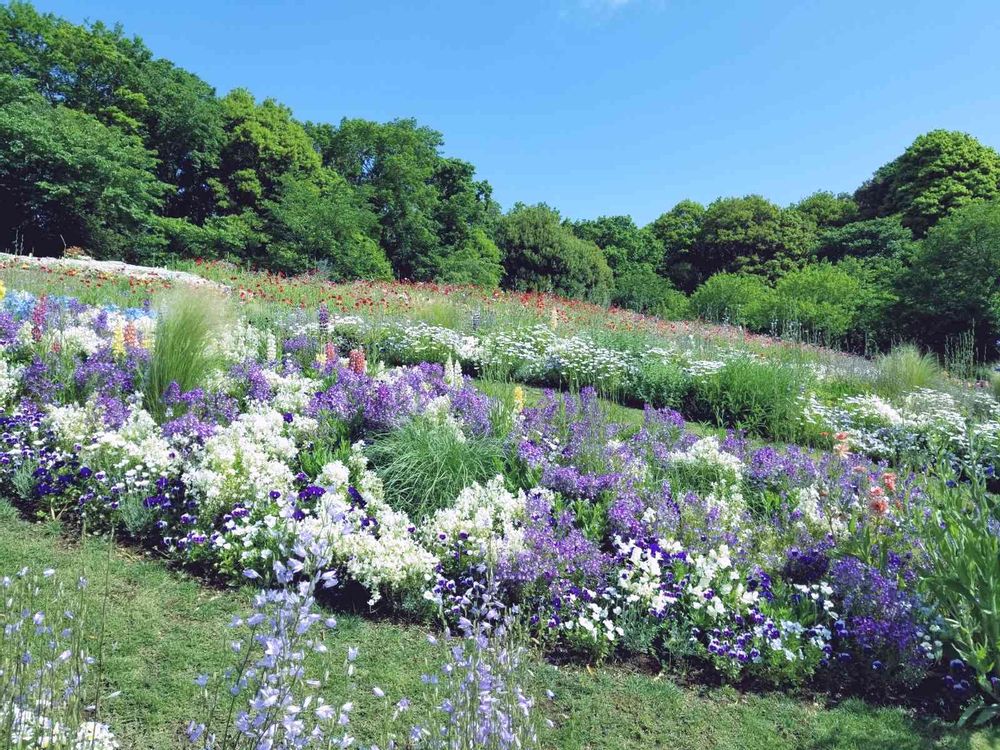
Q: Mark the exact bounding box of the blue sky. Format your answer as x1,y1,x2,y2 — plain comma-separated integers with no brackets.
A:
33,0,1000,224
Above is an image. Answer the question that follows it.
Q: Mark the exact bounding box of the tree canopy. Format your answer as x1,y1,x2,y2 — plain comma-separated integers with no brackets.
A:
3,2,1000,356
855,130,1000,236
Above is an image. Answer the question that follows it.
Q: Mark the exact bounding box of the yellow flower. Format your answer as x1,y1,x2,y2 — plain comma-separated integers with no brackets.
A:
0,279,6,301
512,385,525,414
111,324,126,359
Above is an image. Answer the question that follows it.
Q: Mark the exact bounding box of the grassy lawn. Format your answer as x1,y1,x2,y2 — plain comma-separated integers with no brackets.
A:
1,501,996,750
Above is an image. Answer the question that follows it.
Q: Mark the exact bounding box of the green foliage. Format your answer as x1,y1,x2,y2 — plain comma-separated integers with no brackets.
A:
648,199,705,292
631,359,694,409
308,119,499,283
914,463,1000,719
431,227,504,287
0,1,224,223
498,203,613,302
214,89,322,213
896,199,1000,354
690,195,816,283
875,344,942,397
769,263,863,340
690,272,774,327
856,130,1000,236
0,73,166,257
813,216,917,262
693,356,808,441
261,172,390,278
792,191,858,229
571,215,662,272
611,263,688,316
366,417,506,520
834,256,904,348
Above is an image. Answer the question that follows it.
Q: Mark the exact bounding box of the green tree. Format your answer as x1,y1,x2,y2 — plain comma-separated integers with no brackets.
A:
307,118,442,279
261,171,390,278
307,119,498,282
835,255,903,350
0,74,166,258
895,199,1000,354
213,89,321,214
611,264,687,317
648,200,705,292
421,157,501,283
690,195,815,283
432,228,504,287
570,215,662,273
0,1,223,222
813,216,917,262
690,273,775,328
792,191,858,229
498,203,612,301
855,130,1000,236
770,262,863,340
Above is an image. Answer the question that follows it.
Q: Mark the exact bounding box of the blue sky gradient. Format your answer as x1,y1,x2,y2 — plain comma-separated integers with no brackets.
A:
32,0,1000,224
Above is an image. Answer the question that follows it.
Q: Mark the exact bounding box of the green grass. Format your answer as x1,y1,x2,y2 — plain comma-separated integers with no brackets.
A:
366,416,507,519
875,344,944,397
143,288,229,421
1,502,995,750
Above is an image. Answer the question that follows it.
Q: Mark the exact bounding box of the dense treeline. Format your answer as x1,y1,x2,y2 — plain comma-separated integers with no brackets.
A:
3,2,1000,356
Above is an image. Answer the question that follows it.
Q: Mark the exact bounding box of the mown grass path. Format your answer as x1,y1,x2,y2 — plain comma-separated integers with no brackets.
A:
1,502,996,750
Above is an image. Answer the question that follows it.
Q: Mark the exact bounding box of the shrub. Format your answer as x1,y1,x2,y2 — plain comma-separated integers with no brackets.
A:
690,273,774,327
366,416,506,520
498,203,613,303
611,263,688,318
630,359,693,409
693,356,807,441
895,199,1000,356
913,465,1000,721
768,263,862,341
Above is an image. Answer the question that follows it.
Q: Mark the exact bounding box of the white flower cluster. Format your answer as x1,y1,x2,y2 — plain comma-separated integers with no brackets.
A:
668,437,744,480
556,587,624,646
211,320,266,364
0,357,23,408
381,320,483,363
185,408,305,517
615,536,683,616
262,368,322,414
48,400,177,477
805,387,1000,465
422,476,528,565
297,445,437,606
3,707,118,750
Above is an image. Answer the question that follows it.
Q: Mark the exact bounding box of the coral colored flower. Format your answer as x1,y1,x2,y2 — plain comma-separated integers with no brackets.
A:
869,495,889,516
881,472,897,492
348,348,366,375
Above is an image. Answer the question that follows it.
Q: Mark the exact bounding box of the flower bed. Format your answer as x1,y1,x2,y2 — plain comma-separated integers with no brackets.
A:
0,287,997,722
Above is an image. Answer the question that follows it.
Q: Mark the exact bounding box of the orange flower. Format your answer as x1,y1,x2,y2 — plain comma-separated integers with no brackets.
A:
881,472,897,492
869,496,889,517
834,431,849,442
868,485,888,516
